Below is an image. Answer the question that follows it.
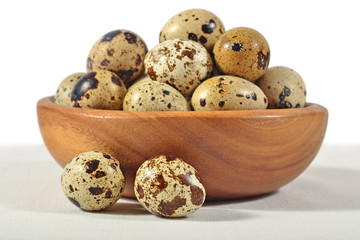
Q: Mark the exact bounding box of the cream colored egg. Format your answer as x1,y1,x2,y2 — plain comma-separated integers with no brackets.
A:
70,70,127,110
144,39,213,98
61,151,125,211
55,72,84,106
256,66,307,108
191,75,268,111
123,81,190,111
87,30,148,87
160,9,225,52
134,155,206,218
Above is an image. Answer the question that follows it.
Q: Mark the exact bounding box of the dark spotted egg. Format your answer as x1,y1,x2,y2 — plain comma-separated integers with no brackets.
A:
134,155,206,218
213,27,270,82
160,9,225,52
123,80,190,111
144,39,213,98
61,151,125,211
86,30,148,87
70,70,127,110
191,75,268,111
256,66,307,109
55,72,84,106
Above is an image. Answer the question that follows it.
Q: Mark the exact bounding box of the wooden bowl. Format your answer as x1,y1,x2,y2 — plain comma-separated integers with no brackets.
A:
37,96,328,201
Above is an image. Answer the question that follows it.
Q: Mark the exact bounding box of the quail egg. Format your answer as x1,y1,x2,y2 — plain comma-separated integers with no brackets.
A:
256,66,307,108
86,30,148,87
213,27,270,82
160,9,225,52
144,39,213,98
55,72,85,106
61,151,125,211
191,75,268,111
134,155,206,218
70,70,127,110
123,81,190,111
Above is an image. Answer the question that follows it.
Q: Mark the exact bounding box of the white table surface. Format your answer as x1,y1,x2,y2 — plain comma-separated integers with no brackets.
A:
0,144,359,240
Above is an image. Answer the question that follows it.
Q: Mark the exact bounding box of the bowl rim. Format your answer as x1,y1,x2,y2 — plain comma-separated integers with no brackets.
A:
38,96,327,119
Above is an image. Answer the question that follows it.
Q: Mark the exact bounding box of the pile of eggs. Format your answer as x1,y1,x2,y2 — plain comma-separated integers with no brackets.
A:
55,8,307,112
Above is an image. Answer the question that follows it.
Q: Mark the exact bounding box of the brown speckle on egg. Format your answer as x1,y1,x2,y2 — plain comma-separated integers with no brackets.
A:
105,190,112,199
94,171,106,178
85,160,100,173
158,196,187,216
89,187,104,195
124,31,137,44
107,49,114,56
188,33,198,42
257,51,270,70
100,59,110,66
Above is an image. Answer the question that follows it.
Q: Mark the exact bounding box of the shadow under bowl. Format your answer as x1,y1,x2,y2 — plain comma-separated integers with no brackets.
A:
37,96,328,201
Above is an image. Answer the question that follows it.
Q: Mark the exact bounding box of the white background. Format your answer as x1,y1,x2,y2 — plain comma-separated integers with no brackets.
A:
0,0,359,145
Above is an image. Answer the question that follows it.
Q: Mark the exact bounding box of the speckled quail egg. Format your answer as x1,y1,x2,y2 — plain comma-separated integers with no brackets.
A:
55,72,85,106
144,39,212,98
213,27,270,82
123,81,190,111
134,155,206,218
160,9,225,52
86,30,148,87
61,151,125,211
70,70,127,110
191,75,268,111
256,66,307,108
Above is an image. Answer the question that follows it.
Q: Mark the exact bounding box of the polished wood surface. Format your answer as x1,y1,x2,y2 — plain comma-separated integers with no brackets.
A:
37,96,328,200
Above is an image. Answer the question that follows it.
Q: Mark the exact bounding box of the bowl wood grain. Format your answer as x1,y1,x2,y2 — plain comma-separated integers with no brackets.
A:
37,96,328,200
